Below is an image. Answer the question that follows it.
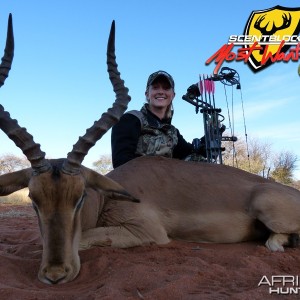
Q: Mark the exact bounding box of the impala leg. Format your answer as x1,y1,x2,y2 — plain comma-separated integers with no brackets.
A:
250,185,300,252
266,233,299,252
80,227,141,249
266,233,290,252
79,225,170,250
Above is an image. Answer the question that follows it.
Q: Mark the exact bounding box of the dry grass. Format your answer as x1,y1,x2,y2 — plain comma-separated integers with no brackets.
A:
0,209,33,218
0,188,31,205
0,188,34,218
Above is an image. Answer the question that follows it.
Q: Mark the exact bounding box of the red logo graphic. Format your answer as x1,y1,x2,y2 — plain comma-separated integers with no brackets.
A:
206,6,300,74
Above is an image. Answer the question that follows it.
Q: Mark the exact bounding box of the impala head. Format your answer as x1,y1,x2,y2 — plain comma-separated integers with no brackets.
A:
0,14,134,284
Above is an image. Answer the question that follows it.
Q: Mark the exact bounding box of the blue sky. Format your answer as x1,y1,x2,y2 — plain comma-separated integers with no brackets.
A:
0,0,299,179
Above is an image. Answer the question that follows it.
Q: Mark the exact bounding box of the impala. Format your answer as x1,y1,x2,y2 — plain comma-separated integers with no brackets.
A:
1,15,300,285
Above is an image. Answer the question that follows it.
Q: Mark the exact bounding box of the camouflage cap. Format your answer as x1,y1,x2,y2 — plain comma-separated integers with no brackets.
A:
146,70,175,90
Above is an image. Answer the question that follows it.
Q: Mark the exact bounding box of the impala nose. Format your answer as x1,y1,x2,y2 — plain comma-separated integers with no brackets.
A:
41,265,70,284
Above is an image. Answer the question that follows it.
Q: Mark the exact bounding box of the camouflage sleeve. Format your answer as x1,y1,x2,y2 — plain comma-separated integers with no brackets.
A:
172,129,193,159
111,114,142,168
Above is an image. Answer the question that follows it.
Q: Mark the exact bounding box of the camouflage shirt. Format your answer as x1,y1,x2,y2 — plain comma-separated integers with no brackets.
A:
111,104,193,168
127,105,178,158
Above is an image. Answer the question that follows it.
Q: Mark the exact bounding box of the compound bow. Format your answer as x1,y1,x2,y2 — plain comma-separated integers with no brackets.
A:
182,67,243,164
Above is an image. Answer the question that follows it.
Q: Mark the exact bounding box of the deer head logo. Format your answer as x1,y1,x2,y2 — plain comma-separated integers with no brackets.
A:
243,5,300,72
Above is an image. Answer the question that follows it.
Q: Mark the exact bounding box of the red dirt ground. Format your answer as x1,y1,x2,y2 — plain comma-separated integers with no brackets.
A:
1,203,300,300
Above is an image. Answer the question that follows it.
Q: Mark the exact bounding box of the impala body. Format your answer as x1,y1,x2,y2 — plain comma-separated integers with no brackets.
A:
1,15,300,285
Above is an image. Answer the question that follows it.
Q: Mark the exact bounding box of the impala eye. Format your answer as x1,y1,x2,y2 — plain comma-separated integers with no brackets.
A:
75,193,86,211
28,193,39,213
31,201,39,213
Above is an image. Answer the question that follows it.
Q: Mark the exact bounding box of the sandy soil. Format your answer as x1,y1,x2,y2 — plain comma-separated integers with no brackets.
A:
0,203,300,300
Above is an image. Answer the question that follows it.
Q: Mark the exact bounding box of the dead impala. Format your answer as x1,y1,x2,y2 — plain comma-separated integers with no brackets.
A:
1,15,300,285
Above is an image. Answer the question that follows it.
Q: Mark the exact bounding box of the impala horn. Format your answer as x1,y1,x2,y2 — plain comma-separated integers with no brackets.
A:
0,14,51,175
0,14,13,88
62,21,131,175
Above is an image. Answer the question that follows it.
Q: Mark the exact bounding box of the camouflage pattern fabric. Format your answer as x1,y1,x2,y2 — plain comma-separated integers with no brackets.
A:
184,153,207,162
127,105,178,158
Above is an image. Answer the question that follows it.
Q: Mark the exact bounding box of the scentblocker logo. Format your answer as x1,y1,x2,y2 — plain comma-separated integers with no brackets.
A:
206,6,300,74
258,275,300,295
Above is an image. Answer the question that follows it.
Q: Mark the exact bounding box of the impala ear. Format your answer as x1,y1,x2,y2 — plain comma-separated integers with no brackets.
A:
82,167,139,203
0,168,32,196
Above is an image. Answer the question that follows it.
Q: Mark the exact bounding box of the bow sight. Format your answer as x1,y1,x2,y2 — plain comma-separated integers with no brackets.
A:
182,67,240,164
